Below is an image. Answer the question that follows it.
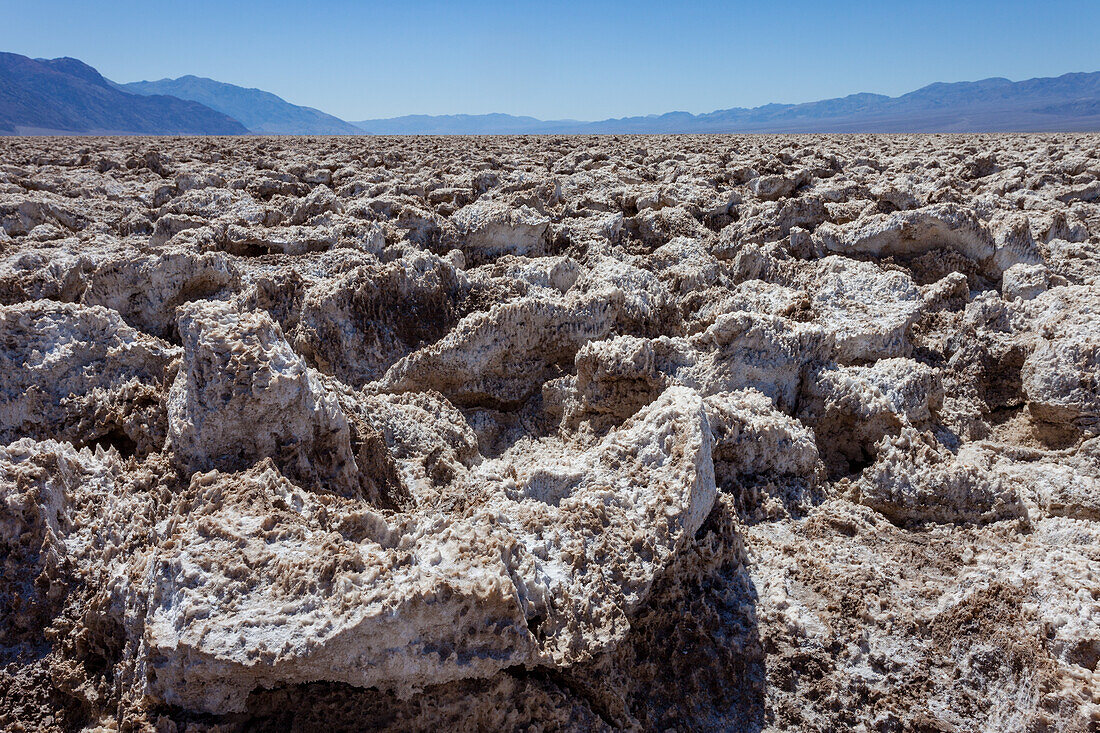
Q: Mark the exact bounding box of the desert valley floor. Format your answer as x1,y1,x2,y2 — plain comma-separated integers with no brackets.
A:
1,134,1099,731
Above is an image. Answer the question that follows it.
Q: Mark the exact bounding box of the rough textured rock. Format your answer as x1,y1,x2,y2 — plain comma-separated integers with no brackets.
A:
1,134,1099,732
704,389,822,487
799,357,943,476
1019,285,1100,435
0,300,179,455
145,386,714,714
1001,261,1051,301
808,255,925,362
815,202,997,265
855,429,1025,524
450,198,550,266
166,299,366,499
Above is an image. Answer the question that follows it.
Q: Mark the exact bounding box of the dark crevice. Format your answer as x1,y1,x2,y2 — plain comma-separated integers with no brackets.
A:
83,428,137,459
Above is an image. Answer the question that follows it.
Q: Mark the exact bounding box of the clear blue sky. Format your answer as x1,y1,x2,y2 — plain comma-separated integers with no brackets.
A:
5,0,1099,121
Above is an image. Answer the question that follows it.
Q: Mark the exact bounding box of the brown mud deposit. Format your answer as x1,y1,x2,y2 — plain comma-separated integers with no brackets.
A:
1,134,1099,731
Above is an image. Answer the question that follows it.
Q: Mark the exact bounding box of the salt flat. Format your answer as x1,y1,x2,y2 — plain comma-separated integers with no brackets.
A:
1,134,1098,731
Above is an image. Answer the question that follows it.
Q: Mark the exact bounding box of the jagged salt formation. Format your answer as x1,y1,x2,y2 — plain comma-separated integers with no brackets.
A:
146,386,713,713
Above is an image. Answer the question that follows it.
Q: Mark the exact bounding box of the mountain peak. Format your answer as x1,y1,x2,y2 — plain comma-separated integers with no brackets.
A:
0,52,248,134
121,75,362,135
36,56,113,88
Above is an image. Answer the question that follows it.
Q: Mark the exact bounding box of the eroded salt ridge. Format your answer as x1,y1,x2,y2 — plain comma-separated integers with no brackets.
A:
1,135,1098,732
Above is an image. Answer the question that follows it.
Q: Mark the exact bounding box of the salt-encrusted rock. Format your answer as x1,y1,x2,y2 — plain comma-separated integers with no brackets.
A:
284,183,339,224
157,186,265,224
0,193,87,236
174,169,227,192
0,439,123,646
649,236,721,293
749,170,807,201
921,270,971,311
799,358,943,475
223,223,339,255
856,430,1024,524
1056,181,1100,203
687,279,806,333
1044,237,1100,286
989,215,1042,277
557,309,827,423
489,255,583,293
719,197,826,251
0,436,177,727
1020,286,1100,434
352,390,479,501
1037,210,1089,244
808,358,942,429
978,439,1100,521
0,244,96,305
566,335,666,427
704,389,820,480
379,258,672,407
0,301,179,454
628,204,712,246
1001,262,1051,301
143,386,716,713
82,249,239,337
379,290,617,407
672,312,829,412
451,199,550,266
815,203,996,265
166,300,364,497
150,213,208,246
809,256,925,362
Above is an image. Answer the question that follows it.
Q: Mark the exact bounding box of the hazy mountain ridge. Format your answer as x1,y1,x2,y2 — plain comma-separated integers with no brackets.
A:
352,112,581,135
121,75,363,135
356,72,1100,134
0,53,248,135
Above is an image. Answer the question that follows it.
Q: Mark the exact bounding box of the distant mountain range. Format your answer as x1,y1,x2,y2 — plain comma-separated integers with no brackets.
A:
350,113,583,135
0,53,246,135
356,73,1100,134
120,76,362,135
2,51,1099,135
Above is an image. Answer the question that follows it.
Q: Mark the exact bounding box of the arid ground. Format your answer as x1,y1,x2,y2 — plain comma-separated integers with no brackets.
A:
1,134,1098,731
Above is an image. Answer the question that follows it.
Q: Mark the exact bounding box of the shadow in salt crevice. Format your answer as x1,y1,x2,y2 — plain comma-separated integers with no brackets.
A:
550,494,768,731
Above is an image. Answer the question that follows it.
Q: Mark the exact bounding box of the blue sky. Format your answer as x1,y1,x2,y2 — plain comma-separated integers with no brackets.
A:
5,0,1100,121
